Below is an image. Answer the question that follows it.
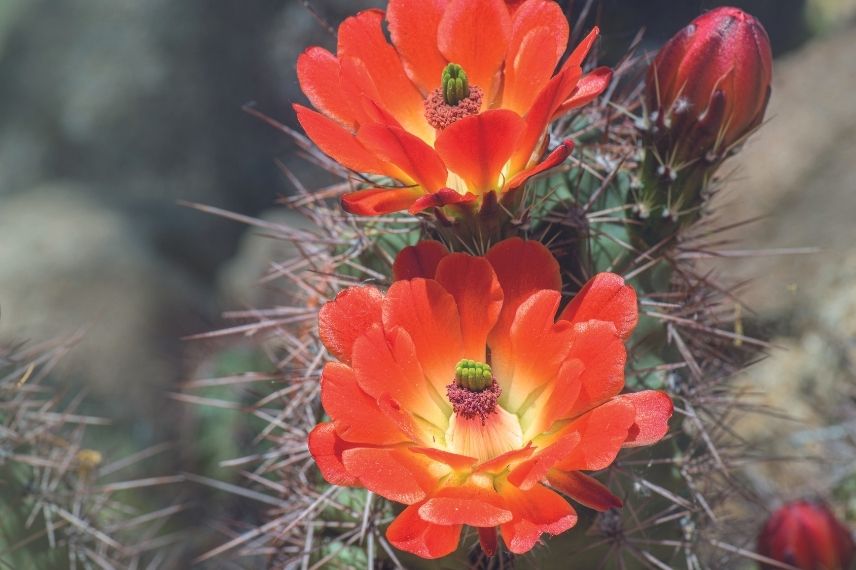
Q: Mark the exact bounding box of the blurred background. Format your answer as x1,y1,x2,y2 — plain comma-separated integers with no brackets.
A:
0,0,854,565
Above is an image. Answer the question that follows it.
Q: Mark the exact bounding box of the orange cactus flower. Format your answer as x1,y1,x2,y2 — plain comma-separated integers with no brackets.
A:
295,0,612,216
309,238,673,558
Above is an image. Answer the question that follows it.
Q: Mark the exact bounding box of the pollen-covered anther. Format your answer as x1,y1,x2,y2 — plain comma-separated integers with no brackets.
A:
447,359,501,424
425,63,483,130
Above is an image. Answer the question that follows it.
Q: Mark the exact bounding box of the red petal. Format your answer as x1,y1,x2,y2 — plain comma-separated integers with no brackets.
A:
435,109,524,194
341,447,435,504
341,187,422,216
435,253,504,362
307,423,358,486
485,238,561,395
552,397,636,472
357,123,448,190
318,285,383,364
337,10,428,138
559,272,638,339
618,391,673,448
505,139,573,191
386,503,462,559
521,358,583,438
383,279,465,393
408,189,477,215
564,321,627,418
475,444,535,474
294,105,395,176
419,485,512,526
387,0,449,92
498,481,578,554
296,47,355,127
351,325,449,431
507,432,581,490
503,0,569,114
438,0,512,96
547,469,623,512
393,241,449,281
321,363,408,445
478,527,498,557
554,67,613,118
410,446,476,470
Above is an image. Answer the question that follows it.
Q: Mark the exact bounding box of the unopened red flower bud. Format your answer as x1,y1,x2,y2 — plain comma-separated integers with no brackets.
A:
646,6,772,163
757,501,855,570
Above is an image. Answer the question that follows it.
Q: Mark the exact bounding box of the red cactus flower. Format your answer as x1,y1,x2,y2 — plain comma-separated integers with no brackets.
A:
309,238,672,558
758,501,855,570
295,0,612,216
646,6,772,163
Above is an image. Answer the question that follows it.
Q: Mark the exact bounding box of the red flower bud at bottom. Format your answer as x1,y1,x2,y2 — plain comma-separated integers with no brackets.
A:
757,501,855,570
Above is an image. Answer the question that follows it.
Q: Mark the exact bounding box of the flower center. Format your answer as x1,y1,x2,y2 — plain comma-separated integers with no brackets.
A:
424,63,483,130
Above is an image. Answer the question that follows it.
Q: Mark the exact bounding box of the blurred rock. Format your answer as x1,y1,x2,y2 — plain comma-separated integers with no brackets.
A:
0,185,207,437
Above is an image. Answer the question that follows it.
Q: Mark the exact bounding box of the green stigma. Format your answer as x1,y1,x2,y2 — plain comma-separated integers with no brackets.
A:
454,359,493,392
442,63,470,106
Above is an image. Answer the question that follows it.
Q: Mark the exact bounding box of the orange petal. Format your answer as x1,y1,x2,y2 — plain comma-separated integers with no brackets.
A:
393,241,449,281
341,187,422,216
554,67,613,118
296,47,355,127
507,431,580,490
318,285,383,364
321,363,408,445
559,272,638,339
383,279,465,392
408,188,477,215
337,9,428,138
505,139,573,192
341,447,435,504
618,391,673,448
435,109,524,194
564,321,627,418
357,123,448,191
552,397,636,472
386,503,462,559
307,423,358,486
478,527,498,557
475,444,535,474
419,485,512,526
486,239,561,386
294,105,395,176
547,469,623,512
502,290,573,411
410,446,477,471
521,358,583,439
351,324,449,430
437,0,512,96
563,26,600,73
498,481,578,554
387,0,449,92
435,253,504,361
503,0,569,113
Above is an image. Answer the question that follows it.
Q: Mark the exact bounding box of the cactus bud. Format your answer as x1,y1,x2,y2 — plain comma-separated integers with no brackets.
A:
757,501,855,570
442,63,470,106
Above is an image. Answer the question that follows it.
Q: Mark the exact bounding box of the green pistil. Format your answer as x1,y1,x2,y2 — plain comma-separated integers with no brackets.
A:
442,63,470,106
455,359,493,392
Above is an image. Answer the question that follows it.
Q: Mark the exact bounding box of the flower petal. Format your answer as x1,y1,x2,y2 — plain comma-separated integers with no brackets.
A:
520,358,583,439
393,241,449,281
342,447,435,504
554,67,613,118
296,47,355,127
552,397,636,472
478,527,498,557
386,503,462,559
387,0,449,93
410,446,476,471
294,105,396,176
475,444,535,474
419,484,512,526
321,363,409,445
318,286,383,364
505,139,573,192
559,272,638,339
564,320,627,418
337,9,429,138
307,423,358,486
434,109,524,194
547,469,623,512
383,279,465,393
498,481,578,554
617,391,673,448
507,431,581,490
408,189,477,215
435,253,504,361
341,187,422,216
437,0,512,96
356,123,448,191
